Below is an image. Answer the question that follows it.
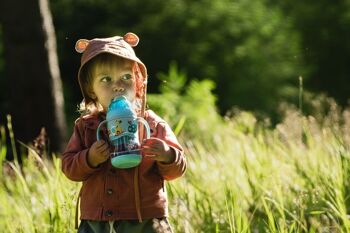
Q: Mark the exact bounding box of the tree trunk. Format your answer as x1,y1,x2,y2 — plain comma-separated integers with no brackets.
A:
0,0,67,153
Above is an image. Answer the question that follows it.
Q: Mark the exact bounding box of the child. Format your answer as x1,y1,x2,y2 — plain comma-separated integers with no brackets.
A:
61,32,187,233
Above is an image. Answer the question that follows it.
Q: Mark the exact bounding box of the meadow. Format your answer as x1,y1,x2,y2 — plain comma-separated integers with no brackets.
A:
1,71,350,232
1,99,350,232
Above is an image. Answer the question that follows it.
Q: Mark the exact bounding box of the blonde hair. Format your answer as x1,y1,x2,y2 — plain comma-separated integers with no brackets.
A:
78,53,142,115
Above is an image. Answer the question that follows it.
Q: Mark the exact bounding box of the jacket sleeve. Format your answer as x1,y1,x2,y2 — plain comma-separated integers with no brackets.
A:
155,121,187,181
61,119,99,181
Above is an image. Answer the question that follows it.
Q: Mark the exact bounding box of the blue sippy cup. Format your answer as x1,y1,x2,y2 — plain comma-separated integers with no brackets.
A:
96,96,150,168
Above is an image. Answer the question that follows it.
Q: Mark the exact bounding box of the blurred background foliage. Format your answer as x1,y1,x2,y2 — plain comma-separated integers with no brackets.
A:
1,0,350,127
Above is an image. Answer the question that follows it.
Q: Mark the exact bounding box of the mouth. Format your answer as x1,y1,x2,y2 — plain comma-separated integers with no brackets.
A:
113,92,126,98
112,91,135,103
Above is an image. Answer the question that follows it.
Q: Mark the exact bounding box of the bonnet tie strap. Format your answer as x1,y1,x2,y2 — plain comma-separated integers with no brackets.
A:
134,166,142,222
75,187,83,229
133,62,146,223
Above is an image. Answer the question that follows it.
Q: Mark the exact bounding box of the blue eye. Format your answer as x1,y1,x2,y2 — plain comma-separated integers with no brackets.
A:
100,76,112,82
121,74,132,80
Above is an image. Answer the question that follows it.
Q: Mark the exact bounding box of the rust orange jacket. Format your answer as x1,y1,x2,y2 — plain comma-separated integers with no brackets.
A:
61,110,186,221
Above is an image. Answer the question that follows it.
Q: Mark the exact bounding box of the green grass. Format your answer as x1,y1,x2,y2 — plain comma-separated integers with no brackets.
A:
1,106,350,232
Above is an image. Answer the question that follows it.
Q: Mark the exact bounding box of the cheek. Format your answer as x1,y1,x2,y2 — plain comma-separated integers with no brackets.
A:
125,83,136,100
123,81,135,91
96,83,112,93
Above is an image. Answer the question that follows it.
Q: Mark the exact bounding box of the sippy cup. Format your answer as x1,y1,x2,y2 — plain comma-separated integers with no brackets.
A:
96,96,150,168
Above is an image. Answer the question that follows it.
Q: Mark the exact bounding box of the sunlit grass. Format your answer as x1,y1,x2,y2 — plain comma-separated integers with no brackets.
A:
0,127,78,233
167,107,350,232
1,105,350,232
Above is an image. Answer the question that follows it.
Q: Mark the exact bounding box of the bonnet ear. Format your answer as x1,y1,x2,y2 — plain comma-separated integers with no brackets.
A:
123,32,139,47
75,39,90,53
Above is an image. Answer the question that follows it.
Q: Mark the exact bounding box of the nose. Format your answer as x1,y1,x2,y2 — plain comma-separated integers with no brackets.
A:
113,86,125,92
111,79,125,92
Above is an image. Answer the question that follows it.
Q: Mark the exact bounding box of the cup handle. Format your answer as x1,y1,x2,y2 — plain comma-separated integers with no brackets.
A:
96,119,107,141
137,117,151,139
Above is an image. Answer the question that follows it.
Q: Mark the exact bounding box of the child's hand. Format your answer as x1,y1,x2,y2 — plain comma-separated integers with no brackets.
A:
141,138,175,164
87,140,110,167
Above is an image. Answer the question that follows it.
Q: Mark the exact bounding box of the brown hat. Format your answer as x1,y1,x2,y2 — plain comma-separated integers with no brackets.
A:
75,32,148,113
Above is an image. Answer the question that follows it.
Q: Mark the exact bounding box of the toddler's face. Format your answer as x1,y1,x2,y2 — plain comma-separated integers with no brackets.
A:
90,62,136,111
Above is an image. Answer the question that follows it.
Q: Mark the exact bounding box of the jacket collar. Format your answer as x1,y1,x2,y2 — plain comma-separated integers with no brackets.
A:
80,112,106,129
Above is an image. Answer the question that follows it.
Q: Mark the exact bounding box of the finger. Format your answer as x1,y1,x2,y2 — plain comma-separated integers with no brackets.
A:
142,137,162,145
95,141,107,149
144,154,165,162
95,149,109,159
141,145,155,151
143,149,160,156
100,146,110,156
142,142,162,149
95,144,106,152
96,152,109,162
144,154,157,159
100,147,109,156
102,151,110,159
100,143,109,151
144,146,163,155
98,139,110,148
141,144,153,150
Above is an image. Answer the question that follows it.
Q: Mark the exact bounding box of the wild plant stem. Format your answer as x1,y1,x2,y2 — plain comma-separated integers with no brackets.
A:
6,114,18,165
299,76,303,115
